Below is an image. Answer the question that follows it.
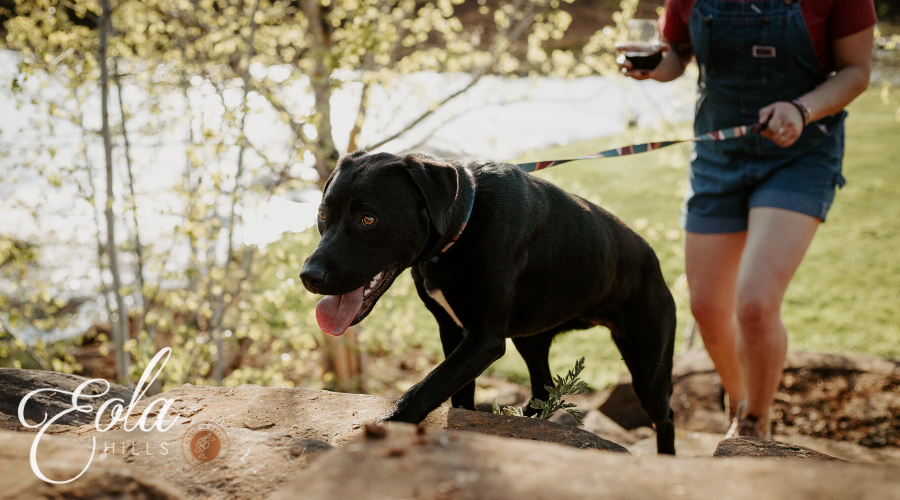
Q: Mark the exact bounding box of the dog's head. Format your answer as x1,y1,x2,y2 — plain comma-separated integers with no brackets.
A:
300,151,462,335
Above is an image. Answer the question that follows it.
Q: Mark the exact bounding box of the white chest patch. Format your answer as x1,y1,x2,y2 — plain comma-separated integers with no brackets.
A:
429,290,463,328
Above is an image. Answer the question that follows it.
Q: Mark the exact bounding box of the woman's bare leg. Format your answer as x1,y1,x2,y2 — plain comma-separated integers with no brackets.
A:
685,230,748,413
736,207,820,421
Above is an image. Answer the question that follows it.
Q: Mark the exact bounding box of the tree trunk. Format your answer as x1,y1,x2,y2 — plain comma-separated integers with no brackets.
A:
327,327,362,392
113,58,149,351
213,0,260,386
302,0,362,393
80,128,118,369
99,0,130,382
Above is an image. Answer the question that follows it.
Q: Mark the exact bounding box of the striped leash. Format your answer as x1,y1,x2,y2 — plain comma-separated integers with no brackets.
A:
516,120,769,172
431,120,769,263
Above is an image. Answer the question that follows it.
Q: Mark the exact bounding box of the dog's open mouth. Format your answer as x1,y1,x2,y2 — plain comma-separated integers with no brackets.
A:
314,267,397,336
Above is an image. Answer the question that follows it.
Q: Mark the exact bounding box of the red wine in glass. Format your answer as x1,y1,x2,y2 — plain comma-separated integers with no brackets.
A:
618,43,662,71
617,20,663,71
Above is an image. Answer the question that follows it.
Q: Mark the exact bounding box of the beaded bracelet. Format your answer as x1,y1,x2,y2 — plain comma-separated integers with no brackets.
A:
789,99,812,126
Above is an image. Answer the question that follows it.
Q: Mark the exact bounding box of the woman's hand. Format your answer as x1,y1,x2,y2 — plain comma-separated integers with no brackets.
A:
758,102,805,148
617,40,692,83
617,43,670,81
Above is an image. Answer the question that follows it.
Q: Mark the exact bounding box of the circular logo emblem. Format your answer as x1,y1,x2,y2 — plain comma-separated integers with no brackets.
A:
181,421,229,471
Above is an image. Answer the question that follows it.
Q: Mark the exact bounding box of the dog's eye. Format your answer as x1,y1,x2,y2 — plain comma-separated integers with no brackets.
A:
317,210,326,221
362,215,375,226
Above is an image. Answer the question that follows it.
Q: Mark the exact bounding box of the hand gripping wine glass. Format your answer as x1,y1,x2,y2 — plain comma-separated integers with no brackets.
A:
615,19,664,71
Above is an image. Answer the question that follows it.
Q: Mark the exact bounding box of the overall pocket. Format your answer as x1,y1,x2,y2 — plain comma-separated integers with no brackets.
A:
693,5,794,89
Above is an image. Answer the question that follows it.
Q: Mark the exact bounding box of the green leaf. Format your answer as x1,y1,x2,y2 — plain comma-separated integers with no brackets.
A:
526,357,588,426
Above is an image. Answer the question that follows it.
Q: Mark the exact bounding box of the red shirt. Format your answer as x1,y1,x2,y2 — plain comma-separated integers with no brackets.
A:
660,0,877,72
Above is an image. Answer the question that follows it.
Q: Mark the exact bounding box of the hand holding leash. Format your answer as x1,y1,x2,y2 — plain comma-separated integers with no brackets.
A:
751,115,770,134
758,101,805,148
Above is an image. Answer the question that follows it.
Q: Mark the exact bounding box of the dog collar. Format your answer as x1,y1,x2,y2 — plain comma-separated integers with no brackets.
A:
430,177,476,264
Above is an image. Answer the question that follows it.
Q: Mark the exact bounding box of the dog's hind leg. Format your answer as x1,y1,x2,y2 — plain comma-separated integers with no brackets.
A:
603,284,677,455
514,318,594,416
512,331,555,416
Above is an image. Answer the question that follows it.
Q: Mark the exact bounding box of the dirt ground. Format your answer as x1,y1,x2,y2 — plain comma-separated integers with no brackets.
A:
773,367,900,447
673,363,900,449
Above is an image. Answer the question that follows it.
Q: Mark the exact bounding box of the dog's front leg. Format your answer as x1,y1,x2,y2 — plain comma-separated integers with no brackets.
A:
411,270,475,410
385,256,524,423
380,330,507,423
441,327,477,411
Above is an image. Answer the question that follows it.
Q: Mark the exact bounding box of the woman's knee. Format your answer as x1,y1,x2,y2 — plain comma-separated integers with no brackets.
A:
735,290,780,333
689,291,732,326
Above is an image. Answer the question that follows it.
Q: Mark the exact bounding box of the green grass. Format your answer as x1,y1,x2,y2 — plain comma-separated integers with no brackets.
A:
361,90,900,392
783,92,900,356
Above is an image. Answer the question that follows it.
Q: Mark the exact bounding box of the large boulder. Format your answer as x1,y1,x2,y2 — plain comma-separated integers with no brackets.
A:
58,419,333,500
5,365,900,499
768,434,900,464
0,430,184,500
597,374,653,430
628,429,900,465
580,410,641,445
714,437,846,461
5,377,336,500
0,368,134,427
2,374,625,499
271,422,900,500
0,372,625,452
106,384,628,452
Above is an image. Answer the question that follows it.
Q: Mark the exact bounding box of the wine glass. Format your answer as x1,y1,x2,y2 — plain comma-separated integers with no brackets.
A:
615,19,663,71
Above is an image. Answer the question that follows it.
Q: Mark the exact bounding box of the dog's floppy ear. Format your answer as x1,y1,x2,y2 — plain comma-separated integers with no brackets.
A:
405,156,460,236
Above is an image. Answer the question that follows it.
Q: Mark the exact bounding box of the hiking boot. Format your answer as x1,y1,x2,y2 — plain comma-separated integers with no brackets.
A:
723,398,745,439
735,413,772,440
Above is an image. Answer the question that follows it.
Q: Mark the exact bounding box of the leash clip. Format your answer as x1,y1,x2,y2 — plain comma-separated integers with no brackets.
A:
752,116,771,134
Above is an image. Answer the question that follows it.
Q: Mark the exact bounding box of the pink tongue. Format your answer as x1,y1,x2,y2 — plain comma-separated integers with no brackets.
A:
315,286,365,336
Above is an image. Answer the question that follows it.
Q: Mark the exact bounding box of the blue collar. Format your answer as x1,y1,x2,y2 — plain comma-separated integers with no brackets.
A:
429,182,476,263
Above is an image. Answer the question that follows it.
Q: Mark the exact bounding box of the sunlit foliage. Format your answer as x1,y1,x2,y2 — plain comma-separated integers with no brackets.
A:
0,0,640,388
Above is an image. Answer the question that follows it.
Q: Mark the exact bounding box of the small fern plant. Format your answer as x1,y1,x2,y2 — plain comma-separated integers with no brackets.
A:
493,357,588,427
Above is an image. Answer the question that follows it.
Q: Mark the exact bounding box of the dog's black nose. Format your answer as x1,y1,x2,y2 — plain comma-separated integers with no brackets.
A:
300,263,327,292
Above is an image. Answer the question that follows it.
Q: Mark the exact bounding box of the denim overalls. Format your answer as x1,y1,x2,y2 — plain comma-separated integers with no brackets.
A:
682,0,847,233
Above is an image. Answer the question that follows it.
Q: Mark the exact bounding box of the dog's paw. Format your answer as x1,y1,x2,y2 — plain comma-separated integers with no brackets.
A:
379,405,421,424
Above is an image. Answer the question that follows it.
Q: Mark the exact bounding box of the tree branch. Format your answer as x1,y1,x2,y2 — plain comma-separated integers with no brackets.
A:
363,0,545,151
348,80,370,153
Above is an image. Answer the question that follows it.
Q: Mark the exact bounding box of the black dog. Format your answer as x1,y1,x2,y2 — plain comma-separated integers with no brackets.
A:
300,151,677,454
